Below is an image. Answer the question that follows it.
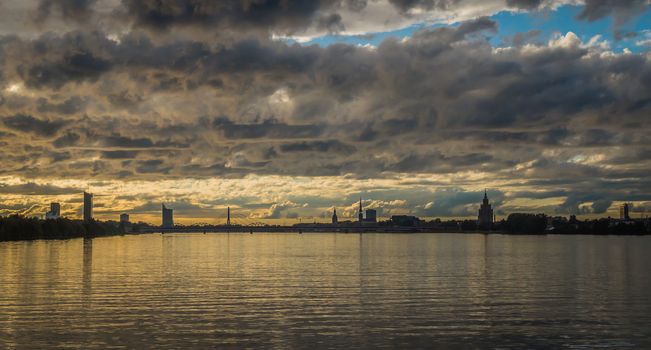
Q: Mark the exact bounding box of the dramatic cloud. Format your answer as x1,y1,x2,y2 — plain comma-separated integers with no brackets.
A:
0,1,650,222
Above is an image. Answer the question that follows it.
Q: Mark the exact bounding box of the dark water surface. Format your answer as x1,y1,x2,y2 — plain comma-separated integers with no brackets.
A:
1,233,650,349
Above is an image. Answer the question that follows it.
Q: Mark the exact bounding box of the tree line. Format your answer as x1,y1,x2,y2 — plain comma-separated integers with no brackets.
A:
0,215,122,242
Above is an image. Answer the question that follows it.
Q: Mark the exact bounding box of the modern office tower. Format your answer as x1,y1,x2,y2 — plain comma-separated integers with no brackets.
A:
620,203,631,220
358,198,364,223
478,190,494,227
83,192,93,222
227,206,231,226
162,204,174,228
332,208,338,225
120,213,130,223
365,209,377,223
45,202,61,219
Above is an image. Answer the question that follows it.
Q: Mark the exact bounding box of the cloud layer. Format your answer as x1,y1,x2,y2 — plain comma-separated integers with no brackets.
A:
0,0,650,222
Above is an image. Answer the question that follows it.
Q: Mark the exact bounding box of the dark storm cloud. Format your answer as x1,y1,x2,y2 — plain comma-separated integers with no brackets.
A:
507,0,650,27
21,51,112,89
36,0,97,23
577,0,649,24
2,114,67,136
52,132,81,147
121,0,341,33
555,193,613,215
317,13,345,33
448,128,571,146
37,96,86,115
279,140,356,153
101,150,139,159
213,117,324,140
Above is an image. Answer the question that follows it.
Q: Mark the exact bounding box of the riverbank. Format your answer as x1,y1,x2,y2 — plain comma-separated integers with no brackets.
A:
2,215,649,242
0,216,122,242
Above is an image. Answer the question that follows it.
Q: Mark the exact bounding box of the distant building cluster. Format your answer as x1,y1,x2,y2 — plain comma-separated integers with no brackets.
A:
41,190,498,229
45,202,60,220
327,192,495,228
355,198,378,224
17,189,646,233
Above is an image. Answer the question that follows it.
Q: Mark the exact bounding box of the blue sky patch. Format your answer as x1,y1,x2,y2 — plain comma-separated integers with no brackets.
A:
302,5,651,53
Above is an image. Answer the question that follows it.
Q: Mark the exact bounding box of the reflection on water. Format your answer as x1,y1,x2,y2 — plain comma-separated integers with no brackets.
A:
82,237,92,309
1,233,650,349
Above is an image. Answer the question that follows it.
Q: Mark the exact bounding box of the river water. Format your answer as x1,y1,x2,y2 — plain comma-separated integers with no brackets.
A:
1,233,650,349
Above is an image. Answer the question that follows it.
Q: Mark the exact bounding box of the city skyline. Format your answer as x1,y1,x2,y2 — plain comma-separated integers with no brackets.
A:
4,189,647,227
0,1,650,224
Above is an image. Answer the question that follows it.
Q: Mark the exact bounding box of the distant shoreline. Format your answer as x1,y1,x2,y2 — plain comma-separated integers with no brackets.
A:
2,214,649,242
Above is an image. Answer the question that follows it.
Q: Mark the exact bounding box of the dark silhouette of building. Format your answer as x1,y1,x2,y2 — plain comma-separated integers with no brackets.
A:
620,203,631,220
227,206,231,226
162,204,174,228
478,190,494,228
332,208,338,225
46,202,60,219
83,192,93,222
358,198,364,223
120,213,129,223
365,209,377,223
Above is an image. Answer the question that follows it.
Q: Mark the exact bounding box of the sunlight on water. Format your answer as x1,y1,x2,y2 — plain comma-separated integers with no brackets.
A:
1,233,650,349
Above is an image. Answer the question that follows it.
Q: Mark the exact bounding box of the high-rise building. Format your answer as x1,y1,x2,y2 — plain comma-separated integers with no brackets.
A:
358,198,364,223
620,203,631,220
478,190,494,228
365,209,377,223
120,213,130,223
227,206,231,226
83,192,93,222
162,204,174,228
332,208,338,225
45,202,61,219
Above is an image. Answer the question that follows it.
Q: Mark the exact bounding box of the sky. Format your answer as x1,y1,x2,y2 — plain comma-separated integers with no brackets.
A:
0,0,650,224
